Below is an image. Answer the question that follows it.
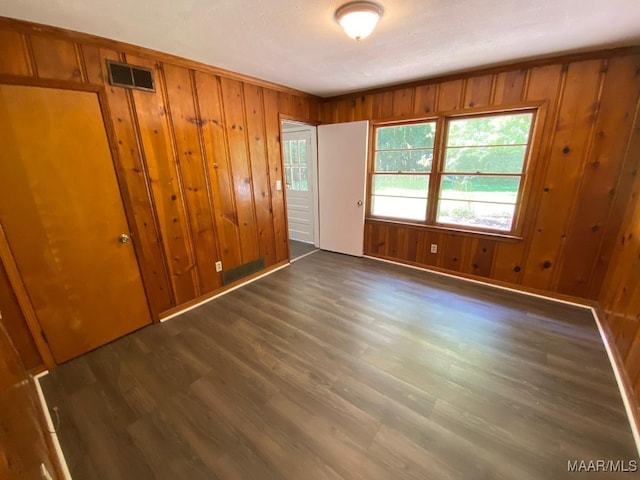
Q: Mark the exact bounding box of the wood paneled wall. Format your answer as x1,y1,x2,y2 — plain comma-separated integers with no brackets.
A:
0,318,62,479
322,50,640,301
599,105,640,402
0,17,320,369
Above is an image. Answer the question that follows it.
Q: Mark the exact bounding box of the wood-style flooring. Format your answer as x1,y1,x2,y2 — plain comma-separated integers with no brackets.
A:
40,251,638,479
289,239,318,260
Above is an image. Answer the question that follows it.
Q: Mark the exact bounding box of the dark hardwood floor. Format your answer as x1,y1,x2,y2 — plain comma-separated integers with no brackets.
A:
40,251,638,479
289,239,318,260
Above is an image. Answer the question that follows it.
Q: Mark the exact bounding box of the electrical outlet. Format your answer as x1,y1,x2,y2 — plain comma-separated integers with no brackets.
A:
215,261,223,272
275,180,282,191
40,463,54,480
430,244,438,254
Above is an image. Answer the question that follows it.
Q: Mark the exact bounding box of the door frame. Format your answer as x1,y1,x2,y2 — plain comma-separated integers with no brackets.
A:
0,76,156,368
279,115,320,249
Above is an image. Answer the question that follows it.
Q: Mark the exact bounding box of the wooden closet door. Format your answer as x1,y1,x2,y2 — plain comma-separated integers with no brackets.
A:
0,84,152,363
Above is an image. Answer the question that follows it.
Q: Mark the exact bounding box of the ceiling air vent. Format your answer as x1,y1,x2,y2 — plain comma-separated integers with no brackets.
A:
106,60,155,92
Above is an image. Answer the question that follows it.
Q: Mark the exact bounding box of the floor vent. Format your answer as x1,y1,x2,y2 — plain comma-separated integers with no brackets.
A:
106,60,155,92
221,258,265,286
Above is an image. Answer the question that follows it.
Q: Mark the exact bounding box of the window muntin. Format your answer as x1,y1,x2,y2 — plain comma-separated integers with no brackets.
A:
283,139,309,191
369,110,535,234
436,113,533,231
371,122,436,221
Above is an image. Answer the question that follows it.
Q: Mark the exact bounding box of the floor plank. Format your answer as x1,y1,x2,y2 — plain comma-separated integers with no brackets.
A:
40,251,638,479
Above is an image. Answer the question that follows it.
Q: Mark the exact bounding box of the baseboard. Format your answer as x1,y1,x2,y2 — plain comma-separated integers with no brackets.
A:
290,248,320,263
364,254,594,308
159,260,290,322
364,254,640,457
33,371,72,480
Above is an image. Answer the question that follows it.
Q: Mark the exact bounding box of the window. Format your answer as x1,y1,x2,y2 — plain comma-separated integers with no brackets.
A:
283,138,309,191
371,122,436,221
370,110,535,234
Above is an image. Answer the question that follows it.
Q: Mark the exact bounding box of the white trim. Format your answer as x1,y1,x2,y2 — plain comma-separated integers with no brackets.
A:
290,248,320,263
33,370,73,480
365,255,588,307
160,262,290,323
364,254,640,456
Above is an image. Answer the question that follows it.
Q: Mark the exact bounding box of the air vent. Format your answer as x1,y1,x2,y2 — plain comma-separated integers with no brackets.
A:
106,60,155,92
221,258,266,286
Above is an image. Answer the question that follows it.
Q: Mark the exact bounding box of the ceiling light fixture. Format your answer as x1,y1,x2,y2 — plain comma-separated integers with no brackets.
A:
335,2,383,41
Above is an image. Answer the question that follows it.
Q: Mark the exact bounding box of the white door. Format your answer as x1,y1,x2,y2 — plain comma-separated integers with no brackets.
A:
283,128,315,243
318,121,369,256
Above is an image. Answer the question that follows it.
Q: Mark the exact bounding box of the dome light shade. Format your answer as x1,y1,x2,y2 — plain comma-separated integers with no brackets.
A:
335,2,383,41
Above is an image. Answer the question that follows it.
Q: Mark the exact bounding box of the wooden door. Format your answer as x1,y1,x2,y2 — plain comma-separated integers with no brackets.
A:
283,128,315,243
0,84,152,364
317,121,369,256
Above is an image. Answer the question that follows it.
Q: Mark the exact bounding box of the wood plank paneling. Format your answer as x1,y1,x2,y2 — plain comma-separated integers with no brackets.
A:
463,74,493,108
0,18,319,368
98,51,174,318
0,261,42,371
0,30,30,76
523,60,604,291
220,78,260,263
323,52,640,307
129,56,199,306
263,89,289,263
29,34,82,81
163,63,220,295
194,72,243,270
243,84,276,266
557,57,640,296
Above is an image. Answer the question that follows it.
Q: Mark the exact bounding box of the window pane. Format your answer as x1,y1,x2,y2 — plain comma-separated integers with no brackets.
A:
371,196,427,221
300,167,308,191
444,145,526,173
373,174,429,198
376,122,436,150
375,149,433,172
283,141,291,166
440,176,520,203
285,167,292,188
290,141,299,166
437,199,516,231
299,140,307,165
447,113,533,147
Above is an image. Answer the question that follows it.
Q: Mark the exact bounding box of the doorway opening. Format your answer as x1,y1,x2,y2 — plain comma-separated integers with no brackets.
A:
280,120,320,261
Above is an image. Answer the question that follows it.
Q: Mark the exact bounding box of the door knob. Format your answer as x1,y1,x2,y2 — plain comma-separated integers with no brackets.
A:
356,200,363,206
119,233,131,244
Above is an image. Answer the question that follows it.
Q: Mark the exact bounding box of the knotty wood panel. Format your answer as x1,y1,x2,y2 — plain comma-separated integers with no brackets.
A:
219,77,261,263
600,104,640,403
0,261,42,371
0,30,30,76
322,50,640,305
244,84,276,266
0,17,319,368
194,72,243,270
29,34,83,82
97,50,174,318
263,89,289,262
128,55,199,306
0,319,62,479
163,63,221,295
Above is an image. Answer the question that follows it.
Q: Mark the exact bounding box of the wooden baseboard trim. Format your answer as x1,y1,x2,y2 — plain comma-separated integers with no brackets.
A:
159,260,290,322
33,371,73,480
365,254,640,457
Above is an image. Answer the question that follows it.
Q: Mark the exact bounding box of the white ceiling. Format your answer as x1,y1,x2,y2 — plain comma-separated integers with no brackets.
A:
1,0,639,97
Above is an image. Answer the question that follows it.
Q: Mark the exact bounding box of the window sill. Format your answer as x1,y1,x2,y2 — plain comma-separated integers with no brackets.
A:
366,217,524,242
